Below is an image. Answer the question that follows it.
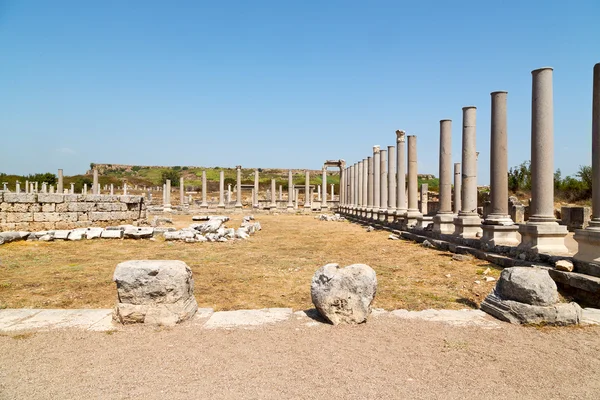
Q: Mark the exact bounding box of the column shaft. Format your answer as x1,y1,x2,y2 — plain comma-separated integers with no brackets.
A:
287,170,294,209
489,92,510,219
453,163,461,213
322,168,328,208
387,145,396,210
358,161,364,207
305,170,311,207
373,146,381,212
218,171,225,208
407,137,418,211
367,157,374,209
460,107,478,215
438,120,453,213
396,131,407,214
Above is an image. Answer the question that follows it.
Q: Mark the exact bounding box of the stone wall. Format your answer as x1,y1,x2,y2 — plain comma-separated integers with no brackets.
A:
0,193,146,232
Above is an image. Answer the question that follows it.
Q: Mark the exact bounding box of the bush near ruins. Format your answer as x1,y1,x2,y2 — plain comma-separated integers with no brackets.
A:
161,169,181,186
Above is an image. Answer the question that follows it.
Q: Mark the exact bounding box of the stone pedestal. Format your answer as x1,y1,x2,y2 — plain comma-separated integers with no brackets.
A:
518,223,569,255
432,214,456,234
481,224,520,248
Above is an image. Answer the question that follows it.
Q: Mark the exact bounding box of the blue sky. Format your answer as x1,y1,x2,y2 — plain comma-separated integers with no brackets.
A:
1,0,598,183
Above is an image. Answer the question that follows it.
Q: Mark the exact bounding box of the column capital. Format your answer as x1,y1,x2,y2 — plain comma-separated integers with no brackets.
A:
395,130,406,142
373,145,380,153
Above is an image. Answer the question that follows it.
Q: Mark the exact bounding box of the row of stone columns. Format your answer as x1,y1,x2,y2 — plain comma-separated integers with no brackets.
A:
339,65,586,257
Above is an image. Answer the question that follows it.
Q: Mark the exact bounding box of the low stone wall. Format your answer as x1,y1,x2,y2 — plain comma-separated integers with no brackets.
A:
0,193,146,231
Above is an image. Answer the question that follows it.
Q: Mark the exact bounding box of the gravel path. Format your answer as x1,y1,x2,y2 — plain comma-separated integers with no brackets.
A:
1,315,599,399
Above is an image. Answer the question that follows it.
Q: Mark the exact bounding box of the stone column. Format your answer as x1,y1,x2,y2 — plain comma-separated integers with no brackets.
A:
321,167,328,210
228,184,232,203
453,163,461,213
25,180,29,193
518,67,568,254
180,177,185,205
357,161,364,212
93,169,99,195
347,165,353,209
217,171,225,209
396,131,407,220
367,156,374,216
110,184,114,196
254,169,259,208
405,135,422,228
164,180,171,211
304,170,311,208
15,181,20,193
2,182,7,191
287,169,294,210
318,185,321,201
57,169,64,193
200,170,208,208
295,188,299,209
235,166,243,209
420,184,428,215
83,184,87,195
70,183,75,194
379,148,388,221
453,107,482,238
433,120,456,234
372,146,381,216
361,158,368,215
575,63,600,263
482,91,519,247
387,145,396,212
270,179,277,209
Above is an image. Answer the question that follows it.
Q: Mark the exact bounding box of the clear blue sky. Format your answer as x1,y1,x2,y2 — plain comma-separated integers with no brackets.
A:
1,0,598,183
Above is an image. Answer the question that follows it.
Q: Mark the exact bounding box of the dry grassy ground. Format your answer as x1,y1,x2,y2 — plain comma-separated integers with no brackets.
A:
0,214,499,311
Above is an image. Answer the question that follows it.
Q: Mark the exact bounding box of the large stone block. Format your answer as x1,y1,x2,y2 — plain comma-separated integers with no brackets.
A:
561,206,591,231
56,212,78,222
41,203,56,212
3,193,37,203
89,212,113,222
311,263,377,325
112,260,198,325
33,212,61,222
481,292,581,325
6,212,33,223
496,267,558,306
37,193,65,203
67,202,95,212
96,203,127,212
63,194,83,203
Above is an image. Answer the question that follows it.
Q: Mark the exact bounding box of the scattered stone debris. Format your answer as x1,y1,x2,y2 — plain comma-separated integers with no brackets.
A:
366,226,375,232
445,274,452,278
421,240,434,248
151,216,173,227
452,254,473,262
483,267,491,275
311,263,377,325
481,267,582,325
316,213,346,222
554,259,574,272
0,215,261,245
474,280,481,285
388,234,400,240
484,276,496,282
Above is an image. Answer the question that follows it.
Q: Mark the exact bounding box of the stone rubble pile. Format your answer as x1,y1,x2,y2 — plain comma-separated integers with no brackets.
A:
480,267,582,325
315,213,346,222
0,215,261,244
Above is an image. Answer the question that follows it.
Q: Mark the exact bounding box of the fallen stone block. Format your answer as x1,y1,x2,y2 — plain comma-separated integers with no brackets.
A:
100,229,123,239
113,260,198,326
123,227,154,239
191,215,210,221
68,228,87,241
53,230,72,240
311,263,377,325
496,267,558,306
85,227,104,239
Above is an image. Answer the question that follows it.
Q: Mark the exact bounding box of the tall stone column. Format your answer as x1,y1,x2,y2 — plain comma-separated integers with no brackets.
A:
379,148,388,221
163,179,172,212
279,185,282,201
420,184,428,215
575,63,600,263
433,120,456,234
372,146,381,216
367,156,374,216
387,145,396,212
235,166,243,209
200,170,208,208
57,169,64,194
321,167,328,210
269,179,277,209
93,169,99,195
517,68,568,253
304,170,311,208
482,91,519,247
254,169,259,208
396,131,407,220
353,163,359,210
217,171,225,209
287,169,294,210
453,163,461,213
348,164,354,210
358,161,364,212
453,107,482,238
180,177,185,205
404,135,422,228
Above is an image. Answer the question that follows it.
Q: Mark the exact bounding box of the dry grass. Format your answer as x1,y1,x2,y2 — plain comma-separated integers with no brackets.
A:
0,214,499,311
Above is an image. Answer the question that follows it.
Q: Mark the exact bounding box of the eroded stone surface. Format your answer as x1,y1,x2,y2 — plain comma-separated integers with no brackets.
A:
496,267,558,306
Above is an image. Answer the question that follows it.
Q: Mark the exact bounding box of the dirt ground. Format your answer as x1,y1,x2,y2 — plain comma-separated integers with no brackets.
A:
0,213,500,311
1,315,599,400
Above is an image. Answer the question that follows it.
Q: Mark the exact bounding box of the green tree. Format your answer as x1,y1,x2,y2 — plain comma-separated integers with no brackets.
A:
161,169,180,186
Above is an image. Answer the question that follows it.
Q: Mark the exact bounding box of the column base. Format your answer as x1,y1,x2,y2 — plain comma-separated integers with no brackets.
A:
517,222,569,255
432,213,456,234
453,214,482,238
416,215,434,230
378,209,388,222
574,228,600,263
481,224,520,248
200,204,209,209
404,209,422,229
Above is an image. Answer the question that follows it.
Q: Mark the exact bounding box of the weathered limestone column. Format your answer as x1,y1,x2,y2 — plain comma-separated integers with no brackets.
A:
575,63,600,263
357,161,364,212
361,158,368,215
15,181,20,193
235,166,243,209
387,145,396,212
317,185,321,201
180,177,185,205
453,163,461,213
518,67,568,254
110,184,114,196
269,179,277,209
287,169,294,210
93,169,99,195
396,131,407,220
200,170,208,208
57,169,64,193
367,156,374,216
347,164,353,211
321,167,328,210
25,180,29,193
253,169,259,208
228,184,232,203
433,120,456,234
482,91,519,247
453,107,482,238
70,183,75,194
405,135,422,228
304,170,311,208
420,183,428,215
83,184,88,195
372,146,381,216
331,183,334,199
379,148,388,221
217,171,225,209
294,188,299,209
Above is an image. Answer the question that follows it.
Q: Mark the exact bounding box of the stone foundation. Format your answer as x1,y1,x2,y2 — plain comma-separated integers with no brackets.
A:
0,193,146,231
